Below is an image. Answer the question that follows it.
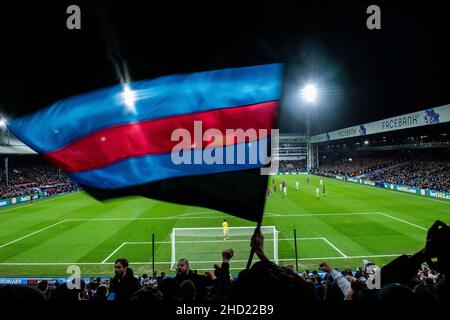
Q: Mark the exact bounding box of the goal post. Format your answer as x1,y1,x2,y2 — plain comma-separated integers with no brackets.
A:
170,226,279,270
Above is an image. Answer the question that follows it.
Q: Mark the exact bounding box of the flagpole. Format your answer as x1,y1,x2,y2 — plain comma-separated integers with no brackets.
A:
245,219,262,270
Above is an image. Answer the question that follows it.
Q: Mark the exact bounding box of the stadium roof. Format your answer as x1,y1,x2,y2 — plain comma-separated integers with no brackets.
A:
0,131,36,155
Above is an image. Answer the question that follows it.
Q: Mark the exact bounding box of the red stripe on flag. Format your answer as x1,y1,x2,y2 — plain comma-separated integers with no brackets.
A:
45,101,277,173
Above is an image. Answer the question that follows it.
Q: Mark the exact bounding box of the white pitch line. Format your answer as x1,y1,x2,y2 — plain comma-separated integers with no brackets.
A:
321,238,347,258
65,212,381,222
279,253,407,261
265,212,380,218
313,174,450,204
378,212,427,231
125,237,324,244
375,188,450,204
0,254,409,266
0,211,426,255
265,212,281,217
101,242,127,264
65,216,229,222
0,219,68,249
179,211,219,217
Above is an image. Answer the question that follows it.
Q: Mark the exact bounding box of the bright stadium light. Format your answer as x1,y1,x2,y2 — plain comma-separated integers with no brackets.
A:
0,117,7,130
301,84,318,103
122,84,137,114
364,140,369,145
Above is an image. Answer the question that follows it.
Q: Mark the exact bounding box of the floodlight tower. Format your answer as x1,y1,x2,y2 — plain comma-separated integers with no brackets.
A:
0,117,10,186
300,84,318,171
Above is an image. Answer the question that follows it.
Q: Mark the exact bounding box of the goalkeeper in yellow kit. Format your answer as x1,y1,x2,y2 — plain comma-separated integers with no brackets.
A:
222,219,229,240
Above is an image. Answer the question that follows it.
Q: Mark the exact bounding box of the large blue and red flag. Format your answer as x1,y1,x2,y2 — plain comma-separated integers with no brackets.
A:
8,64,283,221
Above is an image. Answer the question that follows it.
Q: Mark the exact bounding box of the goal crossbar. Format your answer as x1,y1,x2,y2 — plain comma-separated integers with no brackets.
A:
170,226,279,270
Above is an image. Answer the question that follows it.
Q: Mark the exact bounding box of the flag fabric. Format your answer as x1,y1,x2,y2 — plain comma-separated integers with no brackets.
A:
8,64,283,222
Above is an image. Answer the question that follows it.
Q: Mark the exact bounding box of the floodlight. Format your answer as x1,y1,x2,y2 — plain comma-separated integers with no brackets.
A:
122,84,137,114
301,84,318,102
0,118,7,129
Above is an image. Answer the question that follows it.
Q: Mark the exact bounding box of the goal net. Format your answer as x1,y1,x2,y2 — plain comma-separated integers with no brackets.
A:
170,226,279,271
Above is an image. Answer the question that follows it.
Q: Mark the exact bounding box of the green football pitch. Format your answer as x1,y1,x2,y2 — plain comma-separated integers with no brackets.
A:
0,175,448,277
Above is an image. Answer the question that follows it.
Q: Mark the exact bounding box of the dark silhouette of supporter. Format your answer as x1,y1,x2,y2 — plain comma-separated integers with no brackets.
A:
0,284,45,301
131,286,164,301
157,271,166,286
175,258,206,300
379,220,450,300
179,280,196,302
54,280,86,301
231,229,317,301
158,277,179,301
37,280,49,299
109,258,140,301
94,284,109,301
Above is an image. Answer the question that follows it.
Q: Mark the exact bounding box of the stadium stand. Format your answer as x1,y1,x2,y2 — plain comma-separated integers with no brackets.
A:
0,155,78,200
278,160,306,173
314,150,449,193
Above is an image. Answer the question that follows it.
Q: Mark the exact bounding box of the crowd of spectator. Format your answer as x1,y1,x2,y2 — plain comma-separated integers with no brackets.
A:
315,155,449,193
0,157,77,200
315,157,399,177
2,220,449,302
278,160,305,173
367,160,450,193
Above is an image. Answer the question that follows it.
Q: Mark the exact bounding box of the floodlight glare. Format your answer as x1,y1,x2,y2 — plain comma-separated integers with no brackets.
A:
364,140,369,145
122,84,137,114
123,85,135,107
0,118,7,128
302,84,317,102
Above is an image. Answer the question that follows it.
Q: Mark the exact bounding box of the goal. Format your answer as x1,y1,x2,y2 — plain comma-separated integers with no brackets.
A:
170,226,279,270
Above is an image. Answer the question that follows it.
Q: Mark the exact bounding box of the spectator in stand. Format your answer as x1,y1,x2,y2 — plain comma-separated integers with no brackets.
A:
278,160,306,173
94,284,109,301
108,258,140,301
368,160,449,192
231,230,317,301
0,157,78,200
37,280,49,299
175,258,207,300
315,153,449,193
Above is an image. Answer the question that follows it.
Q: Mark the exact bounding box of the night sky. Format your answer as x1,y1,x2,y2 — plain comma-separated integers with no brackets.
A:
0,0,449,135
